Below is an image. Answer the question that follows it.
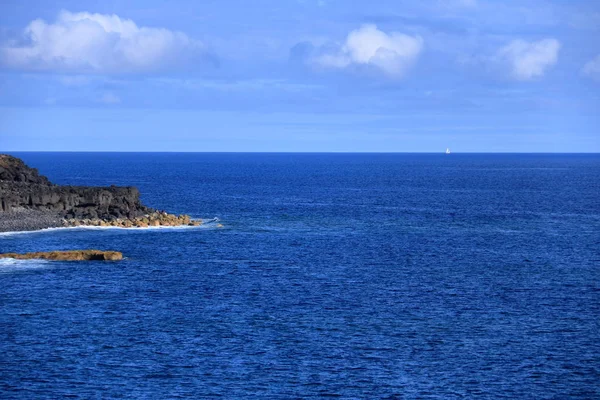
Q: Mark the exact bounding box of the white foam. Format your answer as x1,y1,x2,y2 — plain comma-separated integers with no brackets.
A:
0,258,51,272
0,218,222,237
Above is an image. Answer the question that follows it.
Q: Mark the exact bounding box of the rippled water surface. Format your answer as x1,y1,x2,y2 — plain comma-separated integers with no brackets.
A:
1,153,599,398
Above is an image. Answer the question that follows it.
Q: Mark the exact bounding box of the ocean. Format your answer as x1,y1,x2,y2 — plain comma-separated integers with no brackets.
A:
1,153,599,398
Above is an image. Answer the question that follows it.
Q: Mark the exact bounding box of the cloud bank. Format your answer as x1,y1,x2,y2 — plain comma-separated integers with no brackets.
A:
0,10,206,73
496,38,560,80
308,24,423,79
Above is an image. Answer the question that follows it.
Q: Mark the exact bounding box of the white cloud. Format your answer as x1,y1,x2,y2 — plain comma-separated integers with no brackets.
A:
311,24,423,79
582,55,600,81
0,10,205,73
496,38,560,80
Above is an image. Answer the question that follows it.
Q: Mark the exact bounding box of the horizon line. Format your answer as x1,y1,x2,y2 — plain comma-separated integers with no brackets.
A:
2,151,600,155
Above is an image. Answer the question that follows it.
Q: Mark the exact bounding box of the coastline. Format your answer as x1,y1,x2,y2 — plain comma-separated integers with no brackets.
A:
0,209,206,234
0,154,209,234
0,209,63,233
0,223,216,238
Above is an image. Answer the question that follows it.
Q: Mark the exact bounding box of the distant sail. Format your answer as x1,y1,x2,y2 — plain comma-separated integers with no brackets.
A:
446,148,451,154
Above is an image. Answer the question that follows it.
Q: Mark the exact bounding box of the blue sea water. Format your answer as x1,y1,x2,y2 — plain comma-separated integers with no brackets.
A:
1,152,599,399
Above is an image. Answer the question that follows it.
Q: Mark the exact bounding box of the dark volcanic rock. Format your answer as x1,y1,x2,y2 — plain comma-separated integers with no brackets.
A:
0,154,153,219
0,154,50,184
0,154,204,233
0,182,150,218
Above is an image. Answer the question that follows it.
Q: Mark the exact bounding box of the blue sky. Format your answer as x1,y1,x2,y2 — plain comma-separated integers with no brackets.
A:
0,0,598,152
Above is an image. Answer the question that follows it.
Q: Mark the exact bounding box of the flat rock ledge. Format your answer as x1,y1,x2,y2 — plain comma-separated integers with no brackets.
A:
0,250,123,261
62,211,202,228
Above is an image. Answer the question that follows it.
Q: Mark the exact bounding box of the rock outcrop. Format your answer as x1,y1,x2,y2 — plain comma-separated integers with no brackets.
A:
0,155,50,185
0,250,123,261
0,154,202,232
0,154,150,218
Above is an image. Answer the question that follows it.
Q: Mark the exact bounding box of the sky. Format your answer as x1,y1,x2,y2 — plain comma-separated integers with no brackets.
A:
0,0,598,152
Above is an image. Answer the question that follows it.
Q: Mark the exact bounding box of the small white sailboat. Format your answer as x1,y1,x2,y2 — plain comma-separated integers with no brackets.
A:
445,148,451,154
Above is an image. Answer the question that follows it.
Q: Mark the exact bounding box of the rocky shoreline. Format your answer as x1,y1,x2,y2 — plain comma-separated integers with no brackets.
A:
0,154,205,233
0,209,204,233
0,209,63,233
62,211,203,228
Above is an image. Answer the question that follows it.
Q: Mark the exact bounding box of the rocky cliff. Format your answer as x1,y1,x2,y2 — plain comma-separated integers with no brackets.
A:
0,154,151,219
0,154,202,232
0,155,50,185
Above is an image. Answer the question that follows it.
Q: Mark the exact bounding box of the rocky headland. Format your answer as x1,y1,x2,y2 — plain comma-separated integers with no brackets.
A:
0,250,123,261
0,154,202,232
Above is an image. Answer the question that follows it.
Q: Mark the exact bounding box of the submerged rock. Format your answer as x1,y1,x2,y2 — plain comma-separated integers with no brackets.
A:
0,250,123,261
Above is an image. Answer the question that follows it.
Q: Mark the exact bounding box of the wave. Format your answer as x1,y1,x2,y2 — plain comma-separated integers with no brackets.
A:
0,258,51,272
0,218,222,237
